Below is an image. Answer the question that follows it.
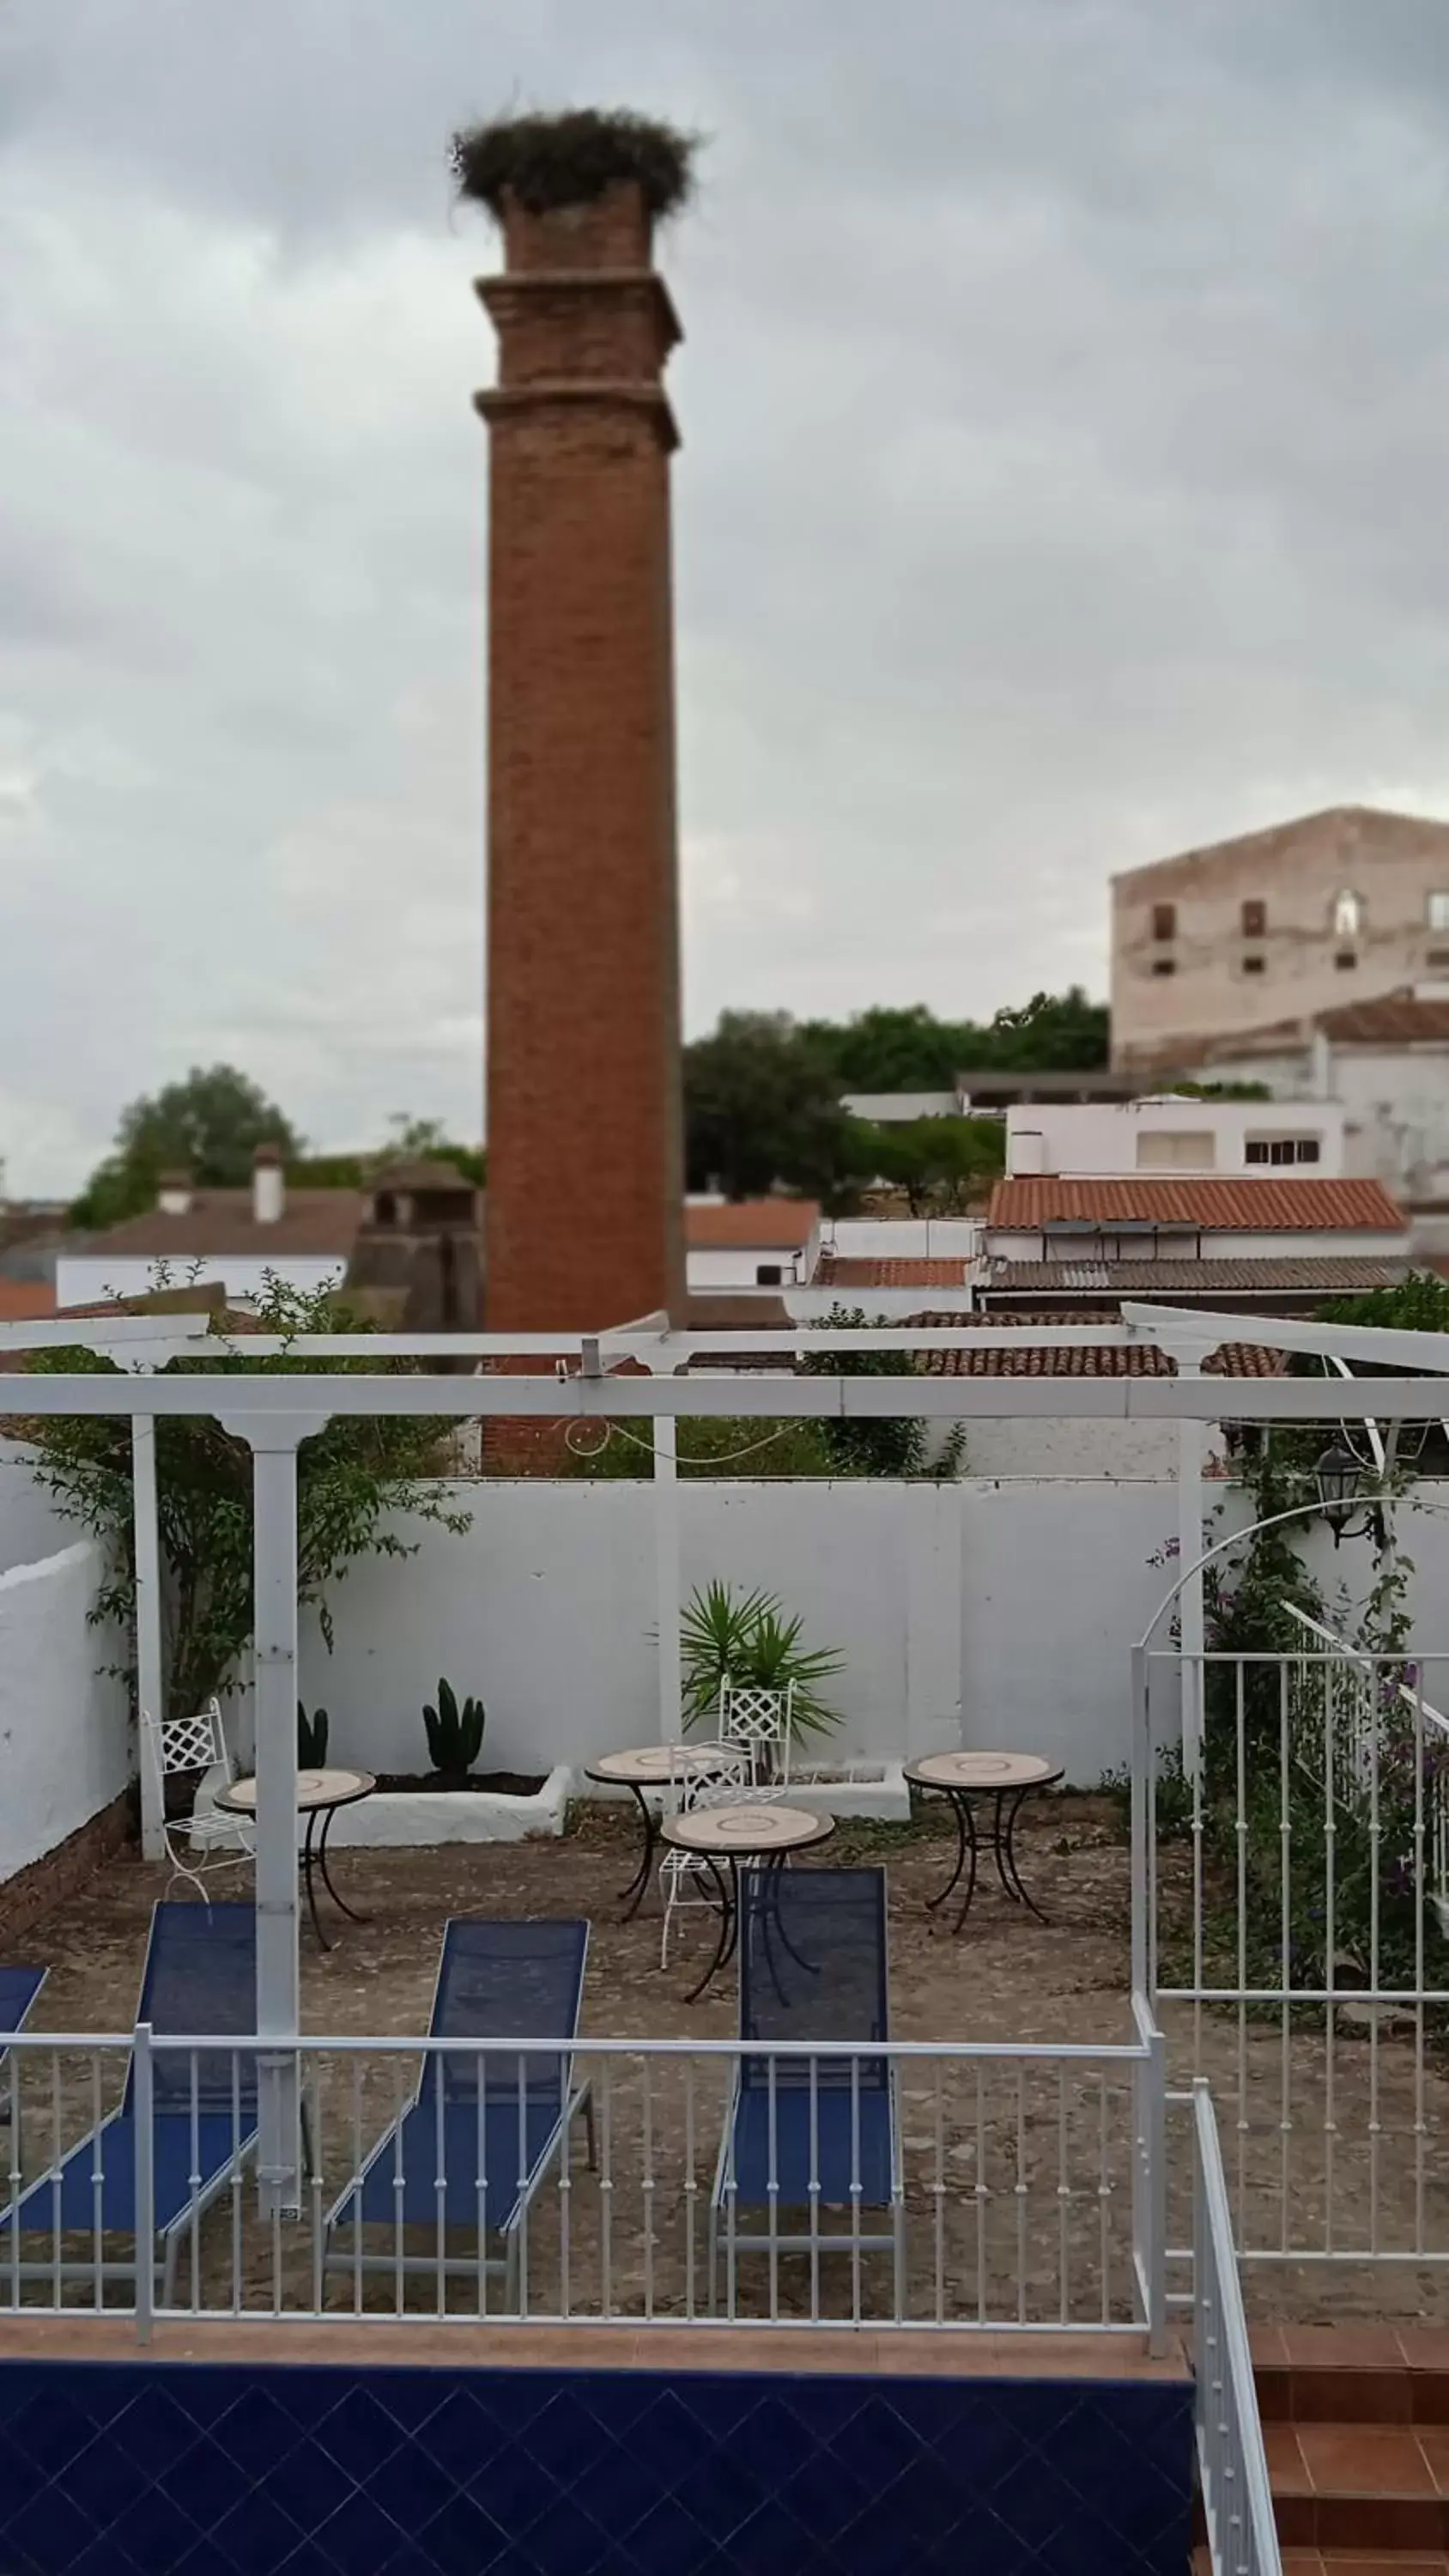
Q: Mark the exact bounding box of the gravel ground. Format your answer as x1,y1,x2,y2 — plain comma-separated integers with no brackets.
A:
9,1794,1449,2324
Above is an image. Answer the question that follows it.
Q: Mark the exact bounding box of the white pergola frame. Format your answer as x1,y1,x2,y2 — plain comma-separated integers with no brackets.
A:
5,1299,1449,2200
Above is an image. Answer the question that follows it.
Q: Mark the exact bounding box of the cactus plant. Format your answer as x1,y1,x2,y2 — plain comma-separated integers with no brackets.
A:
297,1701,330,1767
422,1679,486,1786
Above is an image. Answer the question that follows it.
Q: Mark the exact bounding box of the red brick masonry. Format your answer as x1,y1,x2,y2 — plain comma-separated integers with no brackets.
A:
479,180,687,1333
0,1791,132,1948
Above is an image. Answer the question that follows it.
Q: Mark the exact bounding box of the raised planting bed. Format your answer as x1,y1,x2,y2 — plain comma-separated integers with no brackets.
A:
324,1765,572,1847
579,1758,911,1823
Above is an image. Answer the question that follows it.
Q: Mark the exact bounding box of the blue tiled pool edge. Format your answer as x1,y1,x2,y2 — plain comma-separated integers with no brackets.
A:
0,2355,1194,2574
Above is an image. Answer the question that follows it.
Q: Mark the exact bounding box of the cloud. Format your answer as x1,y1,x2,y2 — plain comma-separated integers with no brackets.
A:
3,0,1449,1186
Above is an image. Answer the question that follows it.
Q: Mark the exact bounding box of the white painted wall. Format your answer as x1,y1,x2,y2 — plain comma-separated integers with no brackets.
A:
1005,1097,1348,1178
0,1540,130,1884
961,1419,1185,1479
0,1440,73,1574
988,1224,1407,1261
9,1444,1449,1838
840,1093,961,1122
687,1236,818,1290
1178,1037,1449,1203
287,1477,1185,1787
822,1218,984,1261
55,1254,346,1308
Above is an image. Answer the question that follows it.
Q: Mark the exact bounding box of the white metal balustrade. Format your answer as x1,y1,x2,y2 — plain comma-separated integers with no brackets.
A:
1187,2080,1282,2576
0,2024,1165,2339
1137,1633,1449,2272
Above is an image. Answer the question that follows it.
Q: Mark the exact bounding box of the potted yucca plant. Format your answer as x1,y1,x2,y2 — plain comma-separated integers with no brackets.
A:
679,1581,845,1750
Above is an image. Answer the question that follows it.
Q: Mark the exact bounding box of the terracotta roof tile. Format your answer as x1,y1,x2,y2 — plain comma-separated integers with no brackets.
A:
685,1200,820,1250
985,1176,1404,1232
78,1190,363,1259
904,1311,1286,1380
1311,991,1449,1045
985,1255,1409,1292
816,1255,970,1288
0,1284,55,1320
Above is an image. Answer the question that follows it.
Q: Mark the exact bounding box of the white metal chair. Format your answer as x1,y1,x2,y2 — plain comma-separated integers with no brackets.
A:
718,1679,796,1787
658,1741,751,1969
142,1701,255,1906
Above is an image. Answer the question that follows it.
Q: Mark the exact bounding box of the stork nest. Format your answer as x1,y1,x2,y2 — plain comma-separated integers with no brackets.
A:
449,108,698,222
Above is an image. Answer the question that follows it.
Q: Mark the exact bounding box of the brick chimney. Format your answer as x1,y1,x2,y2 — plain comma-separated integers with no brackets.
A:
474,154,688,1330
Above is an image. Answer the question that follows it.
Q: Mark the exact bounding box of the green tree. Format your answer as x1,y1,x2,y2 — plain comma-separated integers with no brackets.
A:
801,1005,970,1092
291,1115,485,1193
18,1279,470,1717
1317,1275,1449,1334
799,988,1109,1092
799,1305,958,1479
977,987,1110,1069
71,1066,302,1229
683,1012,868,1205
867,1115,1003,1215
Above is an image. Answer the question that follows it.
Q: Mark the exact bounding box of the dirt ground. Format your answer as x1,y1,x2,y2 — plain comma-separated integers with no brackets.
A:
10,1794,1449,2326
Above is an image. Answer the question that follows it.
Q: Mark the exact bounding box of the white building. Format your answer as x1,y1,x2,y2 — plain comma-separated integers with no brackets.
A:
983,1173,1409,1268
684,1199,822,1291
56,1151,359,1309
1186,987,1449,1206
1004,1095,1347,1180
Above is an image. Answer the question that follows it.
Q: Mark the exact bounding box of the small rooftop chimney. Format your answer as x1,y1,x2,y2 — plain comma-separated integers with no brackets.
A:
252,1143,285,1225
157,1170,192,1218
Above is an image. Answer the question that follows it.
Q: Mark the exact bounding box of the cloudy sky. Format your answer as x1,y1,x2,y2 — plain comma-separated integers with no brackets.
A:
4,1,1449,1191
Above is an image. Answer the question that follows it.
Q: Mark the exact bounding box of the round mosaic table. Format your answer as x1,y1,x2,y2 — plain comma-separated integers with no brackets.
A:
904,1751,1064,1933
215,1765,376,1951
659,1801,837,2002
584,1744,741,1921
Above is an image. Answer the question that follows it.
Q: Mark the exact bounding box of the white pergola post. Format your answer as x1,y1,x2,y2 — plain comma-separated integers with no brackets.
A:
1176,1358,1207,1777
130,1418,165,1861
230,1415,324,2214
653,1413,682,1743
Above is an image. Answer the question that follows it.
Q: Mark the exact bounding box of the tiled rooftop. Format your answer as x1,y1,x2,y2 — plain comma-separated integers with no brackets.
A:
985,1176,1405,1232
816,1255,971,1288
78,1189,364,1258
984,1255,1410,1293
907,1311,1287,1378
685,1200,820,1249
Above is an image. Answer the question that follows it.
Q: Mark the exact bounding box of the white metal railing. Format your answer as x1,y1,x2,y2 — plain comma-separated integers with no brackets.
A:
1140,1635,1449,2269
0,2024,1164,2341
1283,1603,1449,1914
1188,2081,1282,2576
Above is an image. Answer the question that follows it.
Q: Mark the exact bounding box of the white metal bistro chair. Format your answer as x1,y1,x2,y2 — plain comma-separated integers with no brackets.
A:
658,1741,752,1969
718,1678,796,1788
142,1700,255,1906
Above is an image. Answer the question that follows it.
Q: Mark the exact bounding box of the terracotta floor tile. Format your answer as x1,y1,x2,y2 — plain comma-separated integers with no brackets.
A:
1399,2332,1449,2372
1418,2430,1449,2495
1313,2495,1446,2555
1291,2367,1413,2425
1297,2425,1436,2496
1256,2365,1294,2421
1412,2377,1449,2428
1320,2560,1449,2575
1281,2326,1412,2372
1265,2423,1311,2492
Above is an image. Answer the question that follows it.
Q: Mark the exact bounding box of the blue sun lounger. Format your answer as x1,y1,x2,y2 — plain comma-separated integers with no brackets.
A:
324,1917,594,2306
0,1903,257,2301
711,1867,905,2310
